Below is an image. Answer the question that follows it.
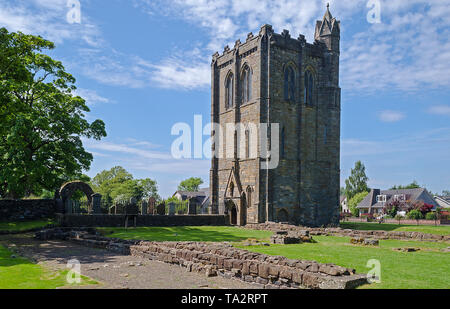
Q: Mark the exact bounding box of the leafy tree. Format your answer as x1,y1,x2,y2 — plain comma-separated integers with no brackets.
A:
136,178,160,200
178,177,204,192
345,161,369,200
383,201,399,218
90,166,159,203
0,28,106,198
390,181,421,190
348,191,369,217
426,212,437,221
442,190,450,196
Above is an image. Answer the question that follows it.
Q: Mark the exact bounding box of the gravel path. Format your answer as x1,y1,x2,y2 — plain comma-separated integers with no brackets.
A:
0,234,254,289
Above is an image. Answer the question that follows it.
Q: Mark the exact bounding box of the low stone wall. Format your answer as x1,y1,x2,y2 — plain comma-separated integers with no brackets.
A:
344,217,446,226
245,223,450,242
57,214,229,228
35,228,368,289
0,199,56,221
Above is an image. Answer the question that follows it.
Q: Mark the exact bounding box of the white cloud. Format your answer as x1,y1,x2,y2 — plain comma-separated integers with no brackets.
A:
84,138,210,176
342,127,450,157
73,88,110,106
428,105,450,116
146,58,210,90
0,0,102,47
134,0,450,92
84,140,172,161
378,110,406,123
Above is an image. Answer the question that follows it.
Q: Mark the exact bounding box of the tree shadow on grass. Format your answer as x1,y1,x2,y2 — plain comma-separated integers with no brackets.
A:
340,222,406,232
0,237,121,268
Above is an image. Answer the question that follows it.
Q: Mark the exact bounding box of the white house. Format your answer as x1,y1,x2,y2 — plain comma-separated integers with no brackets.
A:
434,196,450,209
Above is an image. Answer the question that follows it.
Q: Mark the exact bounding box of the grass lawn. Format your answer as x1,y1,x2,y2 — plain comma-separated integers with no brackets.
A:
236,236,450,289
340,222,450,236
99,226,450,289
0,219,56,233
99,226,273,242
0,246,97,289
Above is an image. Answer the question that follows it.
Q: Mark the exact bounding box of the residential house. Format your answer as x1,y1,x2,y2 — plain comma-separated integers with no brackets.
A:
172,188,210,214
434,196,450,209
340,196,349,213
357,188,439,215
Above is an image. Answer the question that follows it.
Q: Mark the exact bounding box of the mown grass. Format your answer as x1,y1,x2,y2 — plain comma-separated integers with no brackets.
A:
99,226,450,289
340,222,450,236
99,226,273,242
0,246,97,289
236,236,450,289
0,219,56,233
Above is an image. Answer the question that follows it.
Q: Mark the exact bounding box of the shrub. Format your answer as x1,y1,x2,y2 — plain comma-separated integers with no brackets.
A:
407,209,424,222
426,212,437,221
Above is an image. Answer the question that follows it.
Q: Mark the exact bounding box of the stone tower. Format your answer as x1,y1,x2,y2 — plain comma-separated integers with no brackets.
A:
210,5,341,227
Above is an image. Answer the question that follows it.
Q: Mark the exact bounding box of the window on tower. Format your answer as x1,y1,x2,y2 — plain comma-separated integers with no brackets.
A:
241,65,252,103
284,66,295,102
305,70,315,105
226,73,234,109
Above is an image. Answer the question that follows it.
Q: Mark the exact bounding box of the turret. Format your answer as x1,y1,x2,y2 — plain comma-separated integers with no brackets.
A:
314,3,340,52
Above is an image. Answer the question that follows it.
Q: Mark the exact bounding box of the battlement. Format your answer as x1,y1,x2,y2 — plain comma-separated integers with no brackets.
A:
212,23,331,64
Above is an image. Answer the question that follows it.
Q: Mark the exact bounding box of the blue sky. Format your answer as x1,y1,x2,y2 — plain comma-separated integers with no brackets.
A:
1,0,450,197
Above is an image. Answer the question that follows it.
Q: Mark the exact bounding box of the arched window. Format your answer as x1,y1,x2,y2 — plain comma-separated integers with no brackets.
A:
226,73,234,109
241,65,252,103
281,127,286,159
246,187,252,208
284,66,295,101
304,70,314,105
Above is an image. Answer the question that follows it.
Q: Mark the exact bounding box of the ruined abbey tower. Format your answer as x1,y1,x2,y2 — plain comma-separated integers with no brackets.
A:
209,6,341,227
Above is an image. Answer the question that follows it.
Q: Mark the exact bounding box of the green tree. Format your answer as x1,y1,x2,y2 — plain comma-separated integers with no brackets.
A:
348,191,369,217
0,28,106,198
90,166,159,203
136,178,160,200
178,177,204,192
390,181,421,190
345,161,369,200
442,190,450,196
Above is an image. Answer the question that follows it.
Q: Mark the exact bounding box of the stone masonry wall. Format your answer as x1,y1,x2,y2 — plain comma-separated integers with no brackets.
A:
36,228,368,289
0,199,57,221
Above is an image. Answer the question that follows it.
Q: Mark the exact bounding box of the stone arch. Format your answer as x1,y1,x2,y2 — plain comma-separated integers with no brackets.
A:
304,65,317,106
283,64,296,102
277,208,289,223
240,63,252,104
59,181,95,210
225,71,234,109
